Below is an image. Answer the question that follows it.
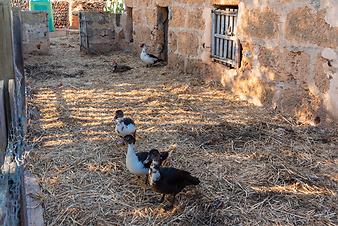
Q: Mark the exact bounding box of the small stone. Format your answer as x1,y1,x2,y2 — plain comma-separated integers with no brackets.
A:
321,48,337,60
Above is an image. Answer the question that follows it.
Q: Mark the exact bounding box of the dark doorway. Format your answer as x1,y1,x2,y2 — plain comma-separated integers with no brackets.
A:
125,7,133,43
156,6,168,62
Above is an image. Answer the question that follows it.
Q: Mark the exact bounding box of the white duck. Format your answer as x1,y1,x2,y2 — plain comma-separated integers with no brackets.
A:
114,110,136,145
140,43,163,67
123,135,169,181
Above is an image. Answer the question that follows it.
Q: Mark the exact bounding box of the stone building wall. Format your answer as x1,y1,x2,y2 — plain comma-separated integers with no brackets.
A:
125,0,338,124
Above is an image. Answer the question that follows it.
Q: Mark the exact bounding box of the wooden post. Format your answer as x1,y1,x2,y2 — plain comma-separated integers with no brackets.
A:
0,0,15,81
0,0,15,134
0,81,6,163
12,7,27,136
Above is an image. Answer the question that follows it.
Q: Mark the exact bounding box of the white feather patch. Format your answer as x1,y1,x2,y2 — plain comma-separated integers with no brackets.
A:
140,49,157,64
115,120,136,137
149,162,161,186
126,144,148,176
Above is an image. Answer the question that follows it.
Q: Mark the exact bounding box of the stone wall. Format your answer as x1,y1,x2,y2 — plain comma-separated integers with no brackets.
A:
125,0,338,124
79,12,124,54
21,11,50,55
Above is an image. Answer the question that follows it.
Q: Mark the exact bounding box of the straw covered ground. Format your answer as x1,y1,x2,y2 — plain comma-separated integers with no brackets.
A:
25,34,338,225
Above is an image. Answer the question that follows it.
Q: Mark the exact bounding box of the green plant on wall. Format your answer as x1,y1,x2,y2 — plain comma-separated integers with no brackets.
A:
104,0,124,14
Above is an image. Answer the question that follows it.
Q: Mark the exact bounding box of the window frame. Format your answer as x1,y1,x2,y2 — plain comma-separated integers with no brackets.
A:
211,7,241,68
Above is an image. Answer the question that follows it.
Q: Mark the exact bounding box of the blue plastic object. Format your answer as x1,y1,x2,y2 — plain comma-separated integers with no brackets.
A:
29,0,55,32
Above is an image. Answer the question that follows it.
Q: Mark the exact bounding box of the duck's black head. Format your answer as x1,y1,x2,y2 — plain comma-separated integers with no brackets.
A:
124,135,136,144
114,110,124,120
148,149,161,162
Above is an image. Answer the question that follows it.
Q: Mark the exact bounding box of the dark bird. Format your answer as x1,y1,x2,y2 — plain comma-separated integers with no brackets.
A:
112,59,132,73
146,149,200,210
114,110,136,145
124,135,170,182
140,43,163,67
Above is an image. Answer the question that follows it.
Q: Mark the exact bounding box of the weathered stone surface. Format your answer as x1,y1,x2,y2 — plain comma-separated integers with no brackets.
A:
170,5,186,28
125,0,133,7
315,56,331,94
168,53,185,72
154,0,171,7
145,8,157,27
232,72,273,106
176,0,206,4
286,7,338,48
79,12,118,54
137,0,152,7
133,9,143,25
272,85,324,124
134,25,152,45
240,7,280,40
210,0,239,5
187,8,205,30
239,42,254,71
177,31,200,56
21,11,50,54
186,58,210,74
168,31,178,53
258,47,310,86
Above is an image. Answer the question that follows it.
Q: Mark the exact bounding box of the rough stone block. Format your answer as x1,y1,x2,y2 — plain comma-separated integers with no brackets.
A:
79,12,119,54
134,25,152,46
240,7,280,40
177,31,200,56
168,54,185,72
258,47,310,86
145,8,157,27
232,72,273,106
137,0,152,7
133,9,143,25
125,0,133,7
315,56,331,94
170,6,186,28
272,85,324,124
210,0,239,5
185,58,210,74
176,0,205,4
187,8,205,30
154,0,171,7
286,7,338,48
168,31,178,53
21,11,49,55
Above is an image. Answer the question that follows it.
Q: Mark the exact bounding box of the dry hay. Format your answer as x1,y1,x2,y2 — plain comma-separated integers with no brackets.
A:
24,33,338,225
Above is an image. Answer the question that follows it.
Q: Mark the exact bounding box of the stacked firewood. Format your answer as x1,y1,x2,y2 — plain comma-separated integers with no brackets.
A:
52,1,70,28
72,0,105,13
11,0,29,10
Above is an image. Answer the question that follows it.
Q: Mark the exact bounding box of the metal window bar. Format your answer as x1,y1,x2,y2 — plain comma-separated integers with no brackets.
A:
211,8,239,68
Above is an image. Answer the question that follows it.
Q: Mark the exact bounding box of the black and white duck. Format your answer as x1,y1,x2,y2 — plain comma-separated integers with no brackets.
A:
124,135,170,181
114,110,136,145
140,43,163,67
146,149,200,210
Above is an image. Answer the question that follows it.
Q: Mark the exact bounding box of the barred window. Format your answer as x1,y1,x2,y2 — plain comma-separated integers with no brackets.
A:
211,7,241,68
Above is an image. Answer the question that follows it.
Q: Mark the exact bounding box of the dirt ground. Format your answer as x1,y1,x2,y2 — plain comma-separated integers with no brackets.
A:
25,33,338,225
